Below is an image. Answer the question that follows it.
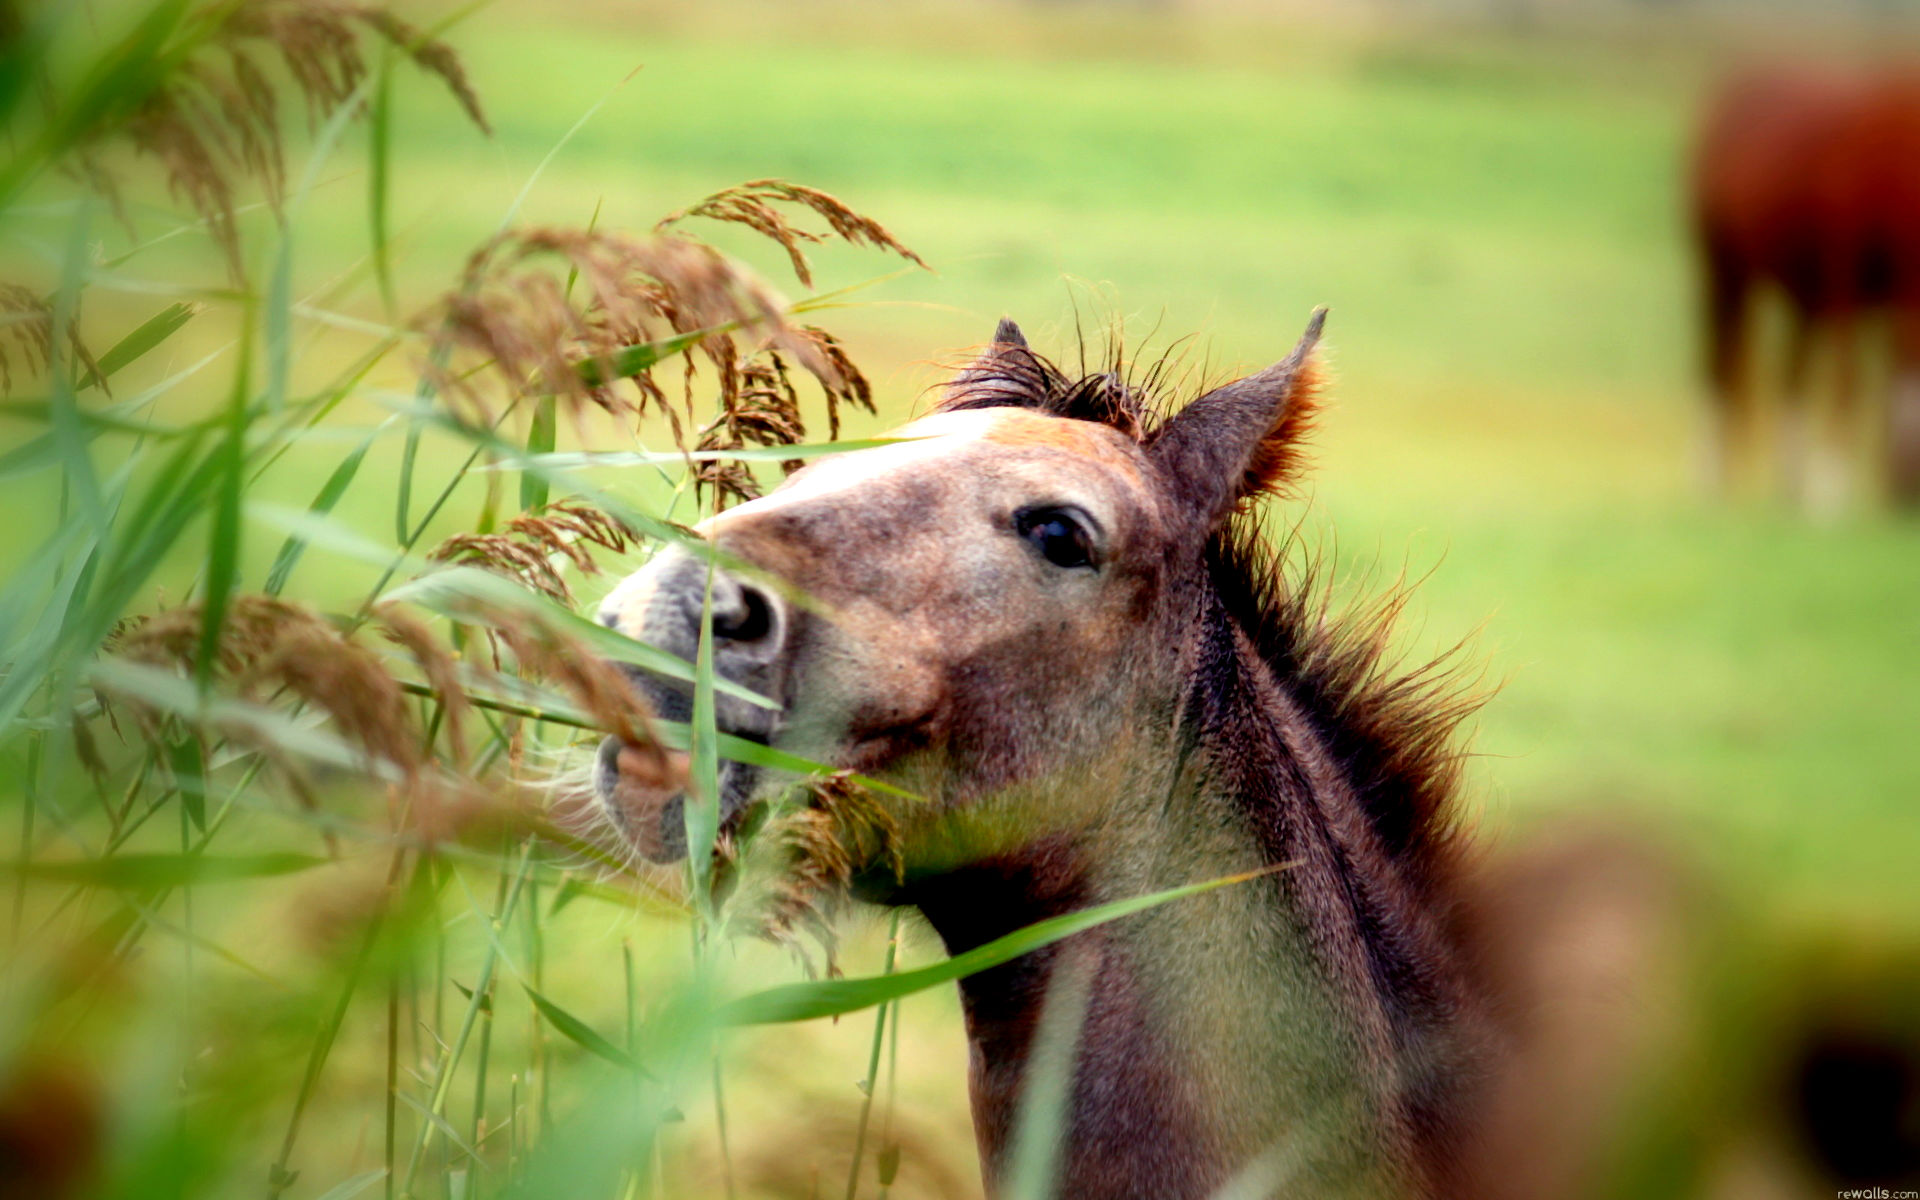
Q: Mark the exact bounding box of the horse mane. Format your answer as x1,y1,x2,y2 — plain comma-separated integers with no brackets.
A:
938,336,1485,893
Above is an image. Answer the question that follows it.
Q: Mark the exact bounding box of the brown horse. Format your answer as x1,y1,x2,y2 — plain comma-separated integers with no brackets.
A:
1693,67,1920,510
594,313,1493,1198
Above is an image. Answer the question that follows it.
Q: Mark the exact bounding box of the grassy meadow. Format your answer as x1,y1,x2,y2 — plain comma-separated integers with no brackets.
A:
363,0,1917,916
3,1,1919,1198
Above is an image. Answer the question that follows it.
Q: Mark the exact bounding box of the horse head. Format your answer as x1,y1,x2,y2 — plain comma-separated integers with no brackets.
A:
592,312,1324,872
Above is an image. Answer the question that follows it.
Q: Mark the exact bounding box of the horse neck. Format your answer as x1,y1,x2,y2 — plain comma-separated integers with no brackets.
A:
904,595,1473,1199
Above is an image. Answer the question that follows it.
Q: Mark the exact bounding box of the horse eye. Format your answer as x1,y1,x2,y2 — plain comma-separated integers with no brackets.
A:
1014,507,1096,570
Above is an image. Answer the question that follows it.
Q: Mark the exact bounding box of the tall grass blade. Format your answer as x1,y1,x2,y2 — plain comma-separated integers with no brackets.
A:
843,910,903,1200
315,1170,389,1200
0,0,56,127
402,843,534,1193
521,397,556,513
397,1093,486,1166
0,348,225,480
50,202,104,533
382,566,777,710
87,659,405,778
685,566,721,920
572,327,720,388
1203,1142,1312,1200
251,500,433,580
166,735,207,832
0,0,194,209
7,851,330,888
723,867,1288,1025
196,305,254,690
84,301,199,386
373,400,724,560
370,52,398,316
648,720,912,798
1002,953,1093,1200
264,69,375,426
523,983,642,1073
270,851,408,1198
263,428,384,595
499,68,637,229
396,426,424,543
487,438,916,473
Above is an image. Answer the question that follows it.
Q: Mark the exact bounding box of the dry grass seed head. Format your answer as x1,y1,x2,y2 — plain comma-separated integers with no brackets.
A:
431,532,573,604
77,0,487,278
0,284,53,395
795,325,874,440
106,596,581,847
690,458,762,509
735,772,903,957
372,603,470,767
690,349,804,505
506,498,635,571
492,622,664,774
690,333,877,506
339,7,488,132
0,283,104,395
431,229,821,435
428,499,635,605
109,594,421,778
429,221,892,510
656,178,928,289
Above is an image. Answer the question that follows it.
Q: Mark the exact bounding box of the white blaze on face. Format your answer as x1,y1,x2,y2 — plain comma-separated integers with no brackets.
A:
701,409,1033,527
596,408,1098,631
700,405,1150,544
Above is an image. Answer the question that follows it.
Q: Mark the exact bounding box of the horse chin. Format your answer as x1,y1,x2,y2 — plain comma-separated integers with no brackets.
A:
594,736,762,864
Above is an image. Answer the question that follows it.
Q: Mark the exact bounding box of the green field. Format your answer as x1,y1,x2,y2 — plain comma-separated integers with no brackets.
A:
348,2,1915,919
6,2,1920,1196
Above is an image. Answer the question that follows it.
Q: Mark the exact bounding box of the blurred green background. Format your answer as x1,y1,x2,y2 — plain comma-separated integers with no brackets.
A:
6,0,1920,1196
346,0,1919,919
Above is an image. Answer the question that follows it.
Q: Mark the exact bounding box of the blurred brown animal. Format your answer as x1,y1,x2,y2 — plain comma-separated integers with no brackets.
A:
1458,825,1920,1198
1693,67,1920,511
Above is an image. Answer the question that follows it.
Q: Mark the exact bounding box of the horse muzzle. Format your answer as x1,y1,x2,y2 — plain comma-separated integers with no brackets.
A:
593,545,791,862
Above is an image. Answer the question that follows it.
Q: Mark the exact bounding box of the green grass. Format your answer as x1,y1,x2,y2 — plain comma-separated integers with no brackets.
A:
5,2,1920,1198
354,1,1916,921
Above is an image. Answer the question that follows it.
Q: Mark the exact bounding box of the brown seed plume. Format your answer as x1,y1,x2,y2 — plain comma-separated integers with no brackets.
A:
0,283,103,396
429,499,636,605
727,772,903,959
106,594,421,777
428,228,807,428
690,330,877,506
491,622,667,783
423,181,911,511
69,0,488,279
0,284,54,396
657,178,928,288
371,603,470,767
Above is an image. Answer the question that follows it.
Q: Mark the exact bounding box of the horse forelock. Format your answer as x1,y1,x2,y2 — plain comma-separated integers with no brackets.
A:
937,335,1158,437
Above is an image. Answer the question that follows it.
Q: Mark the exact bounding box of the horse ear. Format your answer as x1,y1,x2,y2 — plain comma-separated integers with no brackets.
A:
939,318,1049,412
1146,308,1326,530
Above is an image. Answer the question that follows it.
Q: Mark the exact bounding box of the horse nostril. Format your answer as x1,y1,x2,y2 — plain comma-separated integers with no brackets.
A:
712,583,774,643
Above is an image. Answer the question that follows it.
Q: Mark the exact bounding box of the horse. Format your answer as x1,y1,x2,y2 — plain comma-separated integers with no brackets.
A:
593,312,1496,1198
1692,66,1920,511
